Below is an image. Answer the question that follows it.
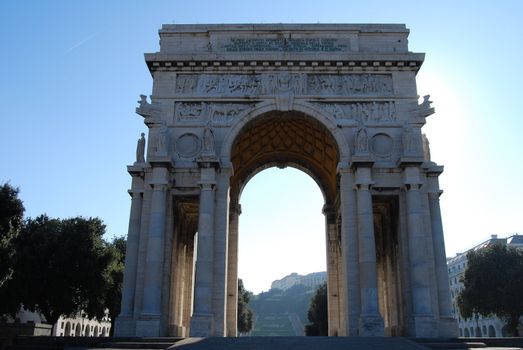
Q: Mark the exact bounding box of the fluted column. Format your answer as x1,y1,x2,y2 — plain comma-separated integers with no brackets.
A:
120,189,143,316
323,204,341,336
137,166,169,336
403,165,437,337
114,169,144,336
190,176,216,336
226,203,241,336
339,168,359,336
355,167,384,335
427,167,458,336
405,183,432,316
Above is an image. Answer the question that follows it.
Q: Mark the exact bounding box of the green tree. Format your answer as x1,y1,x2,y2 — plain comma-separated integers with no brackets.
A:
457,243,523,336
305,282,328,336
105,236,126,336
0,215,115,325
0,183,25,287
237,279,253,334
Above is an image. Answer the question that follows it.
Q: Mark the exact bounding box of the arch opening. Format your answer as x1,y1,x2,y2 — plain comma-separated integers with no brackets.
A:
230,110,340,206
229,110,340,336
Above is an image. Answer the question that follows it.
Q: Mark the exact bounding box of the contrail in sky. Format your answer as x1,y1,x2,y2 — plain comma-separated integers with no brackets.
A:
65,32,98,53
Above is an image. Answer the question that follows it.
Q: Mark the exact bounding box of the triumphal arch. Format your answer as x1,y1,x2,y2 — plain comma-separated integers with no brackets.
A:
114,24,457,338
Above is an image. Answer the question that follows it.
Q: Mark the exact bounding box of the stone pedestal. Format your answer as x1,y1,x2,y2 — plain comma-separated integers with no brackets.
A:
190,313,214,337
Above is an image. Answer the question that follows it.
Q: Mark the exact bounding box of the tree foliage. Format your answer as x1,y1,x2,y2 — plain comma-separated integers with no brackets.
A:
457,243,523,336
0,182,25,287
105,236,126,335
305,282,328,336
0,215,118,325
237,279,253,334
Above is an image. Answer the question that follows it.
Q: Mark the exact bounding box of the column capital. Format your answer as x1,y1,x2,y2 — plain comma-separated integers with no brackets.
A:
128,189,144,198
151,183,169,192
355,183,372,191
198,182,216,191
230,202,242,215
197,156,220,169
428,190,444,198
404,183,422,191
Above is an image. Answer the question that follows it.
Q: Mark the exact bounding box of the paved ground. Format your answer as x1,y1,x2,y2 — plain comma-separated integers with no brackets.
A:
169,337,428,350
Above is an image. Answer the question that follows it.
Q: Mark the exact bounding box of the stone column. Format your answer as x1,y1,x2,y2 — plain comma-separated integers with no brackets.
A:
212,170,230,336
355,166,384,336
339,168,360,336
190,166,217,336
427,168,458,336
226,203,241,336
137,166,169,336
404,166,435,336
323,204,341,336
114,168,144,336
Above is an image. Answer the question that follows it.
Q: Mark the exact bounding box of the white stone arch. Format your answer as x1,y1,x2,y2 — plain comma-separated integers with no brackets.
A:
64,321,71,336
74,323,81,336
219,100,351,167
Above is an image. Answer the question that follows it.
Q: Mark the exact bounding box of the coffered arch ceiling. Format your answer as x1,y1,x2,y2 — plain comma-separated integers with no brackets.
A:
230,111,340,204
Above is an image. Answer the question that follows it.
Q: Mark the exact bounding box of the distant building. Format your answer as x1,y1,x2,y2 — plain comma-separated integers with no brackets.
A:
271,272,326,291
447,234,523,337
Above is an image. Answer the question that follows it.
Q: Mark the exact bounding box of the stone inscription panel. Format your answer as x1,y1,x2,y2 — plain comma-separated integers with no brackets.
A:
175,73,392,97
220,38,350,52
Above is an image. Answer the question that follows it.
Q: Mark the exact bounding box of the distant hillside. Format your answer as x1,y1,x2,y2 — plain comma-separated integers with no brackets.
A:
248,272,327,336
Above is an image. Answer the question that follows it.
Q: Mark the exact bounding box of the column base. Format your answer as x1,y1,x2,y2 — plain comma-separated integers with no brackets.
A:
136,315,162,337
359,314,384,336
190,313,214,337
114,315,136,337
410,315,438,337
437,316,459,337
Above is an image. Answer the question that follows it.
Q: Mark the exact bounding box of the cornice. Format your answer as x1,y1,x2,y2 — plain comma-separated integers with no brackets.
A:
144,52,425,75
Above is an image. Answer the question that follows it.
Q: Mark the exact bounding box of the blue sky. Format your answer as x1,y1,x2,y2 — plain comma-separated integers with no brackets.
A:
1,1,522,293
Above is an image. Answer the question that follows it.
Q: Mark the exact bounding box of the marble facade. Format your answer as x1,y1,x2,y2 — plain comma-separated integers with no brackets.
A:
114,24,457,338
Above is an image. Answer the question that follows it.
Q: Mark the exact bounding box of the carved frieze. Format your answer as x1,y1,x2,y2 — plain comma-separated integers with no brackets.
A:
175,73,392,97
312,102,396,122
174,102,255,123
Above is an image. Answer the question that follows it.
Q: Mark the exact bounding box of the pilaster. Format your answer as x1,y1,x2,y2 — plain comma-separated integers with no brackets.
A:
190,159,218,337
115,166,145,336
137,162,171,336
402,165,437,337
338,168,360,336
354,166,384,336
226,202,241,336
426,165,458,337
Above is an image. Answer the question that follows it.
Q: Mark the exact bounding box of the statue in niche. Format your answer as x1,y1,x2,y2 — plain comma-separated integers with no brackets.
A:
355,126,369,154
135,132,146,163
202,123,215,155
155,123,169,155
422,133,431,161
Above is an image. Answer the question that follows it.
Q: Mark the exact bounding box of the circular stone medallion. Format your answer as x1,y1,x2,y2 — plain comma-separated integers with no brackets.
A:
175,133,201,158
370,133,394,157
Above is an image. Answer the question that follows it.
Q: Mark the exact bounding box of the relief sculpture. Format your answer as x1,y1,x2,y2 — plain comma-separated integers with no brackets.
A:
175,102,254,123
175,73,391,97
312,102,396,122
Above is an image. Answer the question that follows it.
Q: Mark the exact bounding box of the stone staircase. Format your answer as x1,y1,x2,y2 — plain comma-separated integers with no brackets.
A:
412,337,523,350
3,336,523,350
2,336,182,350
